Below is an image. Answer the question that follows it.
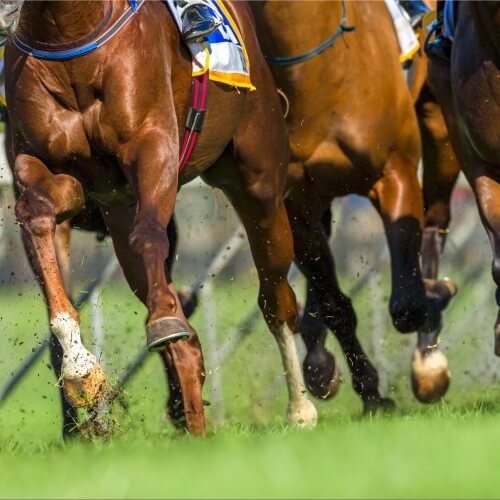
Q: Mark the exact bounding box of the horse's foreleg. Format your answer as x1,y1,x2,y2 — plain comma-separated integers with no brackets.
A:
100,201,206,436
419,93,460,280
14,154,107,411
287,198,392,413
416,94,461,403
122,131,191,348
371,152,453,402
297,207,331,385
55,220,72,293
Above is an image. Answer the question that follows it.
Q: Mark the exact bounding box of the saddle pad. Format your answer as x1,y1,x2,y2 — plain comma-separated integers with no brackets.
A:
385,0,420,62
164,0,254,90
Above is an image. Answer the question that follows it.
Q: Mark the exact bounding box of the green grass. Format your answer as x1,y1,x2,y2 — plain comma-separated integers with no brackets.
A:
1,257,500,498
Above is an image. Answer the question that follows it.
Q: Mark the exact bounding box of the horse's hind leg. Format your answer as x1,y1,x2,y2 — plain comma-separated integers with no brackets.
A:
203,125,317,427
416,91,460,403
14,154,107,410
100,206,206,435
222,188,317,426
287,198,392,413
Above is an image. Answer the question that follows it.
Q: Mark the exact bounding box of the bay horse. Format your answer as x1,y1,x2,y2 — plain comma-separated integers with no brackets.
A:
0,0,317,436
428,3,500,360
250,0,457,411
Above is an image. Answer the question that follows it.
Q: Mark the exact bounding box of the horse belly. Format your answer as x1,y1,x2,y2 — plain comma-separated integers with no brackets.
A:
296,140,383,197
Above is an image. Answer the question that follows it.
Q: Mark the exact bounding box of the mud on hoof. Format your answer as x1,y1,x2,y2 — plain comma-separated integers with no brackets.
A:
147,317,190,351
362,396,395,416
303,349,342,400
287,399,318,428
63,362,107,408
411,349,450,403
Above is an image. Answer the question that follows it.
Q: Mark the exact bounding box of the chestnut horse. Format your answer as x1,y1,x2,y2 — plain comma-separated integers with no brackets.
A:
428,3,500,357
1,0,317,436
250,0,457,411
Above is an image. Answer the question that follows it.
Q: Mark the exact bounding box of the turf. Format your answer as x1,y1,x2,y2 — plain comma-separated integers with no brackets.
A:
2,258,500,499
1,194,500,500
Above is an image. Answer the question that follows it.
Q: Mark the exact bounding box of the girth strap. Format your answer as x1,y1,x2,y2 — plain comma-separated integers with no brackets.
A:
179,72,209,173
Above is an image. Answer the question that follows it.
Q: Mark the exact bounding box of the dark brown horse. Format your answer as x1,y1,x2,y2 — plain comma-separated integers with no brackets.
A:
251,0,457,411
1,0,317,436
428,2,500,358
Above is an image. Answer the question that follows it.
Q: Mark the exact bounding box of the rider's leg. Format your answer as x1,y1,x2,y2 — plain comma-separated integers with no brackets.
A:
425,0,452,64
176,0,222,43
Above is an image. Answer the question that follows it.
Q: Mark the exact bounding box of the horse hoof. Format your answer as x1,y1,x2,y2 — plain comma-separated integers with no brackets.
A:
147,317,190,351
304,354,342,400
63,362,107,408
287,399,318,428
411,349,450,403
363,397,396,415
303,349,342,400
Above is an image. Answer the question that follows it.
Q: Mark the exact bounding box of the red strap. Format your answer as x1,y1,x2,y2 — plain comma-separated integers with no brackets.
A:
179,72,209,173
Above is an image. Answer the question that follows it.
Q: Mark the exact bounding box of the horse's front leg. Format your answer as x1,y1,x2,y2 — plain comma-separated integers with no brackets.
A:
370,151,455,403
14,154,107,412
417,94,461,403
117,131,206,435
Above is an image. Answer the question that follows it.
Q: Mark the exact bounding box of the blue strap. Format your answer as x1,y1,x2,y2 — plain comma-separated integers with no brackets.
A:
266,0,355,66
11,0,145,61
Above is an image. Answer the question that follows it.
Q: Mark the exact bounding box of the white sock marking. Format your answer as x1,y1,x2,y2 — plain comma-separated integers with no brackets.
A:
50,312,97,379
274,324,318,427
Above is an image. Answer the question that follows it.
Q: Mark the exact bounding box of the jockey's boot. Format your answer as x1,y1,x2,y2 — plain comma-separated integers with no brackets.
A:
179,1,222,43
402,0,431,27
424,3,451,65
426,34,452,64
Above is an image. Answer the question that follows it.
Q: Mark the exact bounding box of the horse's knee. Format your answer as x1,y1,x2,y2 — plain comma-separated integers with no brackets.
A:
16,192,56,237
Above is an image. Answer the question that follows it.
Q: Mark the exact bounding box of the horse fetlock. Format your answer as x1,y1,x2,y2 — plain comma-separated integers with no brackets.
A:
287,398,318,428
50,313,96,377
411,349,450,403
390,287,427,333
